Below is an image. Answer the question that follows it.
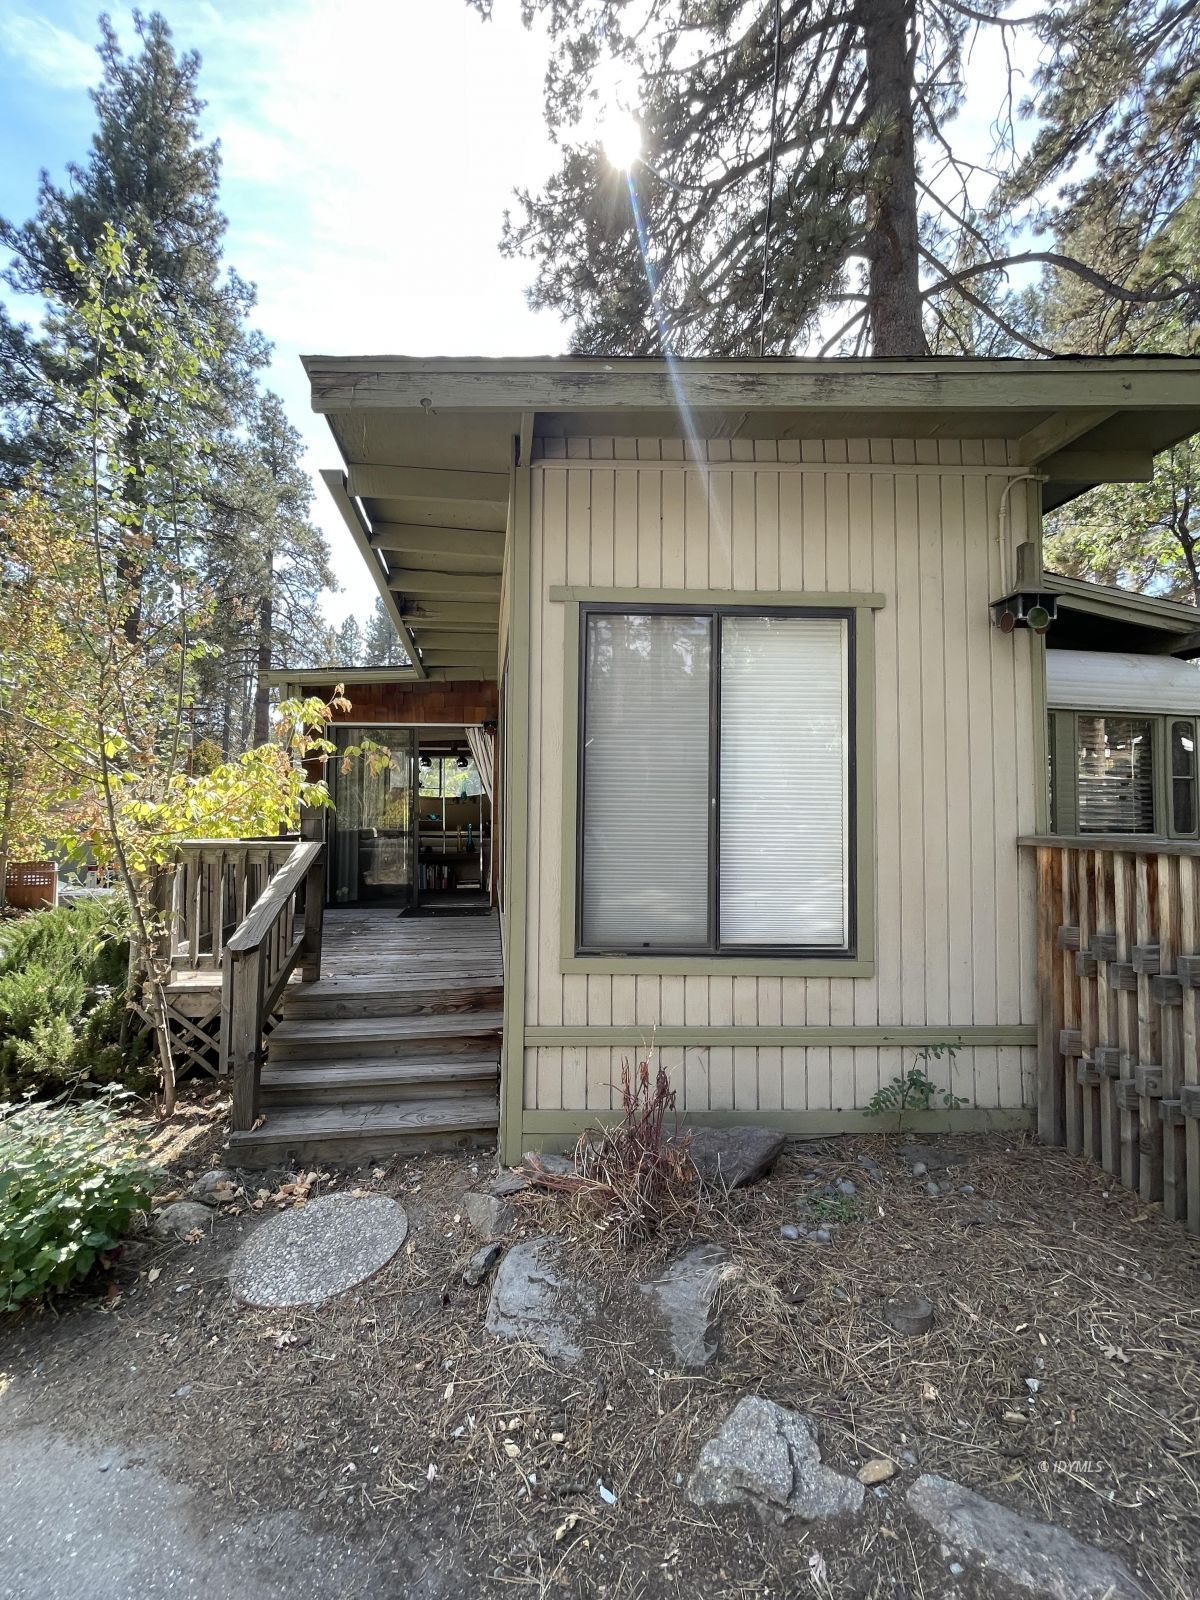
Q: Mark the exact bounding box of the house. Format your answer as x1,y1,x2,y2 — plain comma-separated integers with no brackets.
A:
213,355,1200,1227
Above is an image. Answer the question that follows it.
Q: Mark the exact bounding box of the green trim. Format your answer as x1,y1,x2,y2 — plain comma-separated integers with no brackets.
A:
520,1106,1036,1149
524,1024,1036,1047
499,460,533,1166
549,585,885,609
558,600,878,977
560,955,876,977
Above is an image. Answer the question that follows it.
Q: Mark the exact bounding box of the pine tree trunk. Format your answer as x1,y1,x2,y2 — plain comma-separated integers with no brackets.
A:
253,590,272,746
861,0,927,356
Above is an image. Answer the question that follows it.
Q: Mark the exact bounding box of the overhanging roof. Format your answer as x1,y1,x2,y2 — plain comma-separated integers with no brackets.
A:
302,355,1200,679
1048,649,1200,713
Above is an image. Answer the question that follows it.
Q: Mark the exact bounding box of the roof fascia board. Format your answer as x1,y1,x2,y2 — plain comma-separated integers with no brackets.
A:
304,357,1200,416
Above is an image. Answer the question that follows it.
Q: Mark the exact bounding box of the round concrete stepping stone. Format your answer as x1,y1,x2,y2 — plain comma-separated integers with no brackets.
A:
229,1193,408,1308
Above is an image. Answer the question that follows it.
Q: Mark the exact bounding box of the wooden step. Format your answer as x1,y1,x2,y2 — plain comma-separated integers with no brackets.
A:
267,1009,503,1062
281,974,502,1020
260,1052,499,1104
226,1093,499,1167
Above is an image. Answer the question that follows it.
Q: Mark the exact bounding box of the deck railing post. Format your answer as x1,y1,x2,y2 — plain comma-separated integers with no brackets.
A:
301,852,325,983
226,943,265,1130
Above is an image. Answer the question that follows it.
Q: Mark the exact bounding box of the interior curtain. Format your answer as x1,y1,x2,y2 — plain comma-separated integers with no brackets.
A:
465,724,495,802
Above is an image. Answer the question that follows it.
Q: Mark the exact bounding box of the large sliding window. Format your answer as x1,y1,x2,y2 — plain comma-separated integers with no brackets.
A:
577,605,854,957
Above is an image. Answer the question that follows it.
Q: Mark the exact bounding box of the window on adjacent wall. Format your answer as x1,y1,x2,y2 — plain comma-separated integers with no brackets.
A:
577,605,854,956
1049,710,1200,838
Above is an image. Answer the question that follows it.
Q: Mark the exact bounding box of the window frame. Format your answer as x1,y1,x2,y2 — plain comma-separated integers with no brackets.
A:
1048,708,1200,840
557,592,879,976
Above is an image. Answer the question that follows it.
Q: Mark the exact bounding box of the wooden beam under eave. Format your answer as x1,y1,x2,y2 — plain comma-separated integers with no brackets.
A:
1016,408,1116,464
1040,449,1155,483
400,601,500,627
370,523,505,559
409,631,498,651
319,469,426,681
419,649,502,668
387,569,501,597
347,463,509,505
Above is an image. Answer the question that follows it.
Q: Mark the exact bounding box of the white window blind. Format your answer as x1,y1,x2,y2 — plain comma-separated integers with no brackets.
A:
580,613,712,947
719,616,849,946
1076,715,1154,834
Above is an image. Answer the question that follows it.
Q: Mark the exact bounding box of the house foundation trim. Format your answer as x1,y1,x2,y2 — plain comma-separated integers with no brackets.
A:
523,1024,1037,1047
519,1107,1037,1148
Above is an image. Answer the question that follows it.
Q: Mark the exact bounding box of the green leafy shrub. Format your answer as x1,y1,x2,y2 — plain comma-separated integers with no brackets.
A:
0,898,151,1097
864,1044,968,1130
0,1091,156,1310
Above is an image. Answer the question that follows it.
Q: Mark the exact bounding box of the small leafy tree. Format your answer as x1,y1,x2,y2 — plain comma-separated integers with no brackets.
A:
1,228,342,1112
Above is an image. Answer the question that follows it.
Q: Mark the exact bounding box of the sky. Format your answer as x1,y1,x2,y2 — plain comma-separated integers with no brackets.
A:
0,0,567,628
0,3,1044,634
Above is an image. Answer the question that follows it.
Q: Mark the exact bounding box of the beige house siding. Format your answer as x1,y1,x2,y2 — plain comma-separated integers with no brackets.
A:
519,434,1041,1125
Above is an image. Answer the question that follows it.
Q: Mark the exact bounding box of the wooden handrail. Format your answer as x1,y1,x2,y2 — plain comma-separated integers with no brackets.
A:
221,840,326,1131
225,842,322,954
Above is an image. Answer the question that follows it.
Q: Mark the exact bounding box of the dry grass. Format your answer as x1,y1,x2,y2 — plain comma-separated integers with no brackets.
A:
2,1112,1198,1599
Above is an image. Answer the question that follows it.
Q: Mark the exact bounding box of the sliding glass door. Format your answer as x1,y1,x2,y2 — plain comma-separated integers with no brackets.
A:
329,728,417,906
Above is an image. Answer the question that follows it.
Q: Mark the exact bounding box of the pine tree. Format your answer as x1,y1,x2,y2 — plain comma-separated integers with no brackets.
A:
474,0,1199,356
363,597,406,666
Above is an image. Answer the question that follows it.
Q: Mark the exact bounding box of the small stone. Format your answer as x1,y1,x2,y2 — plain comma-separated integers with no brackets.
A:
490,1172,528,1199
463,1241,504,1287
948,1563,964,1577
189,1169,238,1201
150,1201,213,1241
907,1474,1141,1599
836,1180,857,1197
463,1191,515,1240
685,1127,787,1189
858,1458,895,1485
780,1223,801,1241
812,1227,832,1243
911,1162,928,1177
960,1185,976,1197
883,1296,935,1336
924,1179,940,1197
486,1237,593,1364
687,1397,864,1523
522,1151,576,1181
900,1449,918,1466
802,1170,823,1182
638,1243,728,1371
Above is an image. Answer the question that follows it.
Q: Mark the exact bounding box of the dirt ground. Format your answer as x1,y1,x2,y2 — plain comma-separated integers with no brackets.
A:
1,1093,1198,1600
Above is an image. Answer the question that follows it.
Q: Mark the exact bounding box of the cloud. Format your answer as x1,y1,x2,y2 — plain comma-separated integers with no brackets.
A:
0,9,97,91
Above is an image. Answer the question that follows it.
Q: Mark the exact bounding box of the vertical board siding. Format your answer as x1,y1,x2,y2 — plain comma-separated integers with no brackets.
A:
524,438,1038,1114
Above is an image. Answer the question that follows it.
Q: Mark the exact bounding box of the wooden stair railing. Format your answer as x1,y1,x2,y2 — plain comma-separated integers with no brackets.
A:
221,840,325,1131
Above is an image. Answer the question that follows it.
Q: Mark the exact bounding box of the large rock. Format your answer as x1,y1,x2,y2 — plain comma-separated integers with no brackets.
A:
485,1236,593,1364
639,1242,728,1371
150,1201,213,1241
228,1194,408,1309
687,1397,865,1524
686,1127,787,1189
906,1475,1142,1600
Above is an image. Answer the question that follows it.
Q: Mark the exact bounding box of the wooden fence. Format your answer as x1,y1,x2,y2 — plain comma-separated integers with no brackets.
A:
1026,836,1200,1234
3,861,58,910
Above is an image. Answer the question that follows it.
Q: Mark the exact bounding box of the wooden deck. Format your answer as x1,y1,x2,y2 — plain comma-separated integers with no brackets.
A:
227,907,503,1166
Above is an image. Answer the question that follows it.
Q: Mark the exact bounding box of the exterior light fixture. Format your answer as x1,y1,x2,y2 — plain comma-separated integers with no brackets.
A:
990,589,1060,636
